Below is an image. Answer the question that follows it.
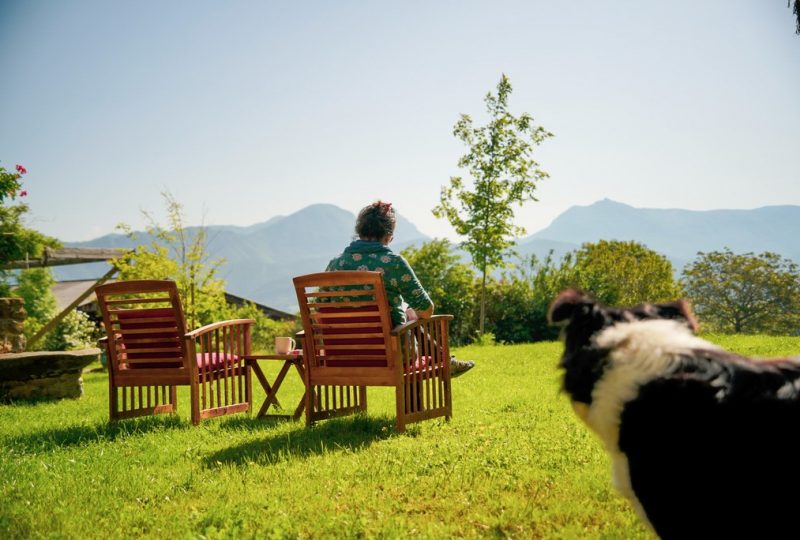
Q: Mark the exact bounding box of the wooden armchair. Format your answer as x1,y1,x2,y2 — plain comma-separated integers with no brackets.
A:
96,280,253,424
293,271,452,432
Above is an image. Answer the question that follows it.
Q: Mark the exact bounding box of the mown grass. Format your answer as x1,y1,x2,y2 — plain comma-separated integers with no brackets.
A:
2,335,798,539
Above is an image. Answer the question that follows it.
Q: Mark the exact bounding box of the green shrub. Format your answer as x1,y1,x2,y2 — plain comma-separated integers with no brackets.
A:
44,310,99,351
401,239,477,345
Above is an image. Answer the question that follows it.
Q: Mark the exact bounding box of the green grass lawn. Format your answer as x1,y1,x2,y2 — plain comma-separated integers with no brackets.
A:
2,335,798,539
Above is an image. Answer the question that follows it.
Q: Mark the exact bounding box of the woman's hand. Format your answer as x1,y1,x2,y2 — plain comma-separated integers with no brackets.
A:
406,303,434,321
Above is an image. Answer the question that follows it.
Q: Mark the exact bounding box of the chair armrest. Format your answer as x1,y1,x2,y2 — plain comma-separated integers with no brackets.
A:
390,314,453,337
184,319,255,340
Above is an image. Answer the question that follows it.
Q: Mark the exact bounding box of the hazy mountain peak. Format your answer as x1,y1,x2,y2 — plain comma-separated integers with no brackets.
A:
525,199,800,268
594,198,633,208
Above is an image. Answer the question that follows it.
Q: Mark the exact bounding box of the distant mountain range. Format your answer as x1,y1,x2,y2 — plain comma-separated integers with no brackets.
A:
517,199,800,269
54,199,800,311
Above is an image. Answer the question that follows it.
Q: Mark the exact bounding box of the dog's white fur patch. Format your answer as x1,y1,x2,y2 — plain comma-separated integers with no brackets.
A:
581,319,721,528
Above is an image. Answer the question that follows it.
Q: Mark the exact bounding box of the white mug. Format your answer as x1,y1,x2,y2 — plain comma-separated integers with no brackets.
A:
275,336,296,355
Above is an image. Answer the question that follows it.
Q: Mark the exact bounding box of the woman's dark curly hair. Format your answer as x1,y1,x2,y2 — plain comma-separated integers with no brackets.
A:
355,200,396,240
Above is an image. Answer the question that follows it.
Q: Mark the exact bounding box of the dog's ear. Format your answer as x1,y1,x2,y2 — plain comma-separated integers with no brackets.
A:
652,299,700,333
549,288,593,325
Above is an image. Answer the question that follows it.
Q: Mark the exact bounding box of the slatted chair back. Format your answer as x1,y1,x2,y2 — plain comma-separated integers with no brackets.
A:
95,279,253,424
97,280,188,377
295,271,395,378
293,271,453,432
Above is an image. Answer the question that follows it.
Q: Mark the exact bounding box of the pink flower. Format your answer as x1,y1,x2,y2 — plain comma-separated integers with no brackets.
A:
19,190,28,197
15,164,27,174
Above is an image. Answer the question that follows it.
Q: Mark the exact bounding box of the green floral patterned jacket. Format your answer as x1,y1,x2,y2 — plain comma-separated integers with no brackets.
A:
325,240,433,327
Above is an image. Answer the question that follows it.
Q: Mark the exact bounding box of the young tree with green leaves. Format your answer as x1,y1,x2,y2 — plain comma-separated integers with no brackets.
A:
433,74,553,334
113,192,228,329
682,249,800,334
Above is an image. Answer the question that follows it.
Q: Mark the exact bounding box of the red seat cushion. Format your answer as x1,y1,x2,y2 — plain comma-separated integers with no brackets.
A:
195,352,241,371
405,356,446,376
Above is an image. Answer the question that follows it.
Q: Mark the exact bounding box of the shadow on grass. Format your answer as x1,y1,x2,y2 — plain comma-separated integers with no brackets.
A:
204,414,403,467
216,414,299,433
3,415,188,453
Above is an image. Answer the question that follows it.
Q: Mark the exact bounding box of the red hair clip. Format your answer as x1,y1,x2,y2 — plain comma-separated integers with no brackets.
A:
373,200,392,214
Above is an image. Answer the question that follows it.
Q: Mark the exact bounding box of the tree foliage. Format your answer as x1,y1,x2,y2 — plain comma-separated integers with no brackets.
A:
434,74,553,334
13,267,97,350
515,251,577,341
0,164,59,295
112,192,228,328
682,249,800,334
482,242,681,343
14,268,56,341
572,240,683,306
482,274,536,344
401,239,476,344
0,163,27,205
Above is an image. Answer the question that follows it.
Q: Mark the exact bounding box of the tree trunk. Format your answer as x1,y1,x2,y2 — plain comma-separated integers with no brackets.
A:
479,268,487,335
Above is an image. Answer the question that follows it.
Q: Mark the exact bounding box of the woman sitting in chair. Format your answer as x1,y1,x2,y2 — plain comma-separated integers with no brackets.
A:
325,200,474,376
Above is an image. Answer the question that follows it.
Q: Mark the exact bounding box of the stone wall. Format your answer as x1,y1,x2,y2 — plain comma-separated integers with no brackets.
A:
0,349,100,400
0,297,26,354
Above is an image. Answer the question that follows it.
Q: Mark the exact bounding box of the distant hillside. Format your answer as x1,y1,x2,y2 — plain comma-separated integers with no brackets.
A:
518,199,800,269
54,204,430,311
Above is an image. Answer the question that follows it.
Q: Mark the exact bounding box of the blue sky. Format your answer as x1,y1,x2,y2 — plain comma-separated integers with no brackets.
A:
1,1,798,242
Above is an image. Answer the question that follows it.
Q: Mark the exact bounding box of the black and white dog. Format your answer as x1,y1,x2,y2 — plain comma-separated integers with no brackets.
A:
549,288,800,539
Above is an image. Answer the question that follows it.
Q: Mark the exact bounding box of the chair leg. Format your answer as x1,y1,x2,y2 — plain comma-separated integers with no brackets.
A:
245,364,253,414
109,375,119,422
444,375,452,421
359,386,368,412
304,385,314,427
190,381,200,425
395,383,406,433
170,386,178,413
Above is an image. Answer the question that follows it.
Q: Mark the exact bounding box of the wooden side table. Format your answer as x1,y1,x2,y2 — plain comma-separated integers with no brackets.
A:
245,353,306,420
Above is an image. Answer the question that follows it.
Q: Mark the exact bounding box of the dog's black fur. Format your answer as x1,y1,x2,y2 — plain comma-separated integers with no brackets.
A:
550,288,699,406
550,289,800,539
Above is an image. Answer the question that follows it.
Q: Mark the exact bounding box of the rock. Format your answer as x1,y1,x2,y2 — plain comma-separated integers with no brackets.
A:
0,298,26,354
0,349,100,400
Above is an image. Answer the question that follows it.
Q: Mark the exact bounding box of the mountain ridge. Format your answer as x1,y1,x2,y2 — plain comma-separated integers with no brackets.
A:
523,199,800,267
